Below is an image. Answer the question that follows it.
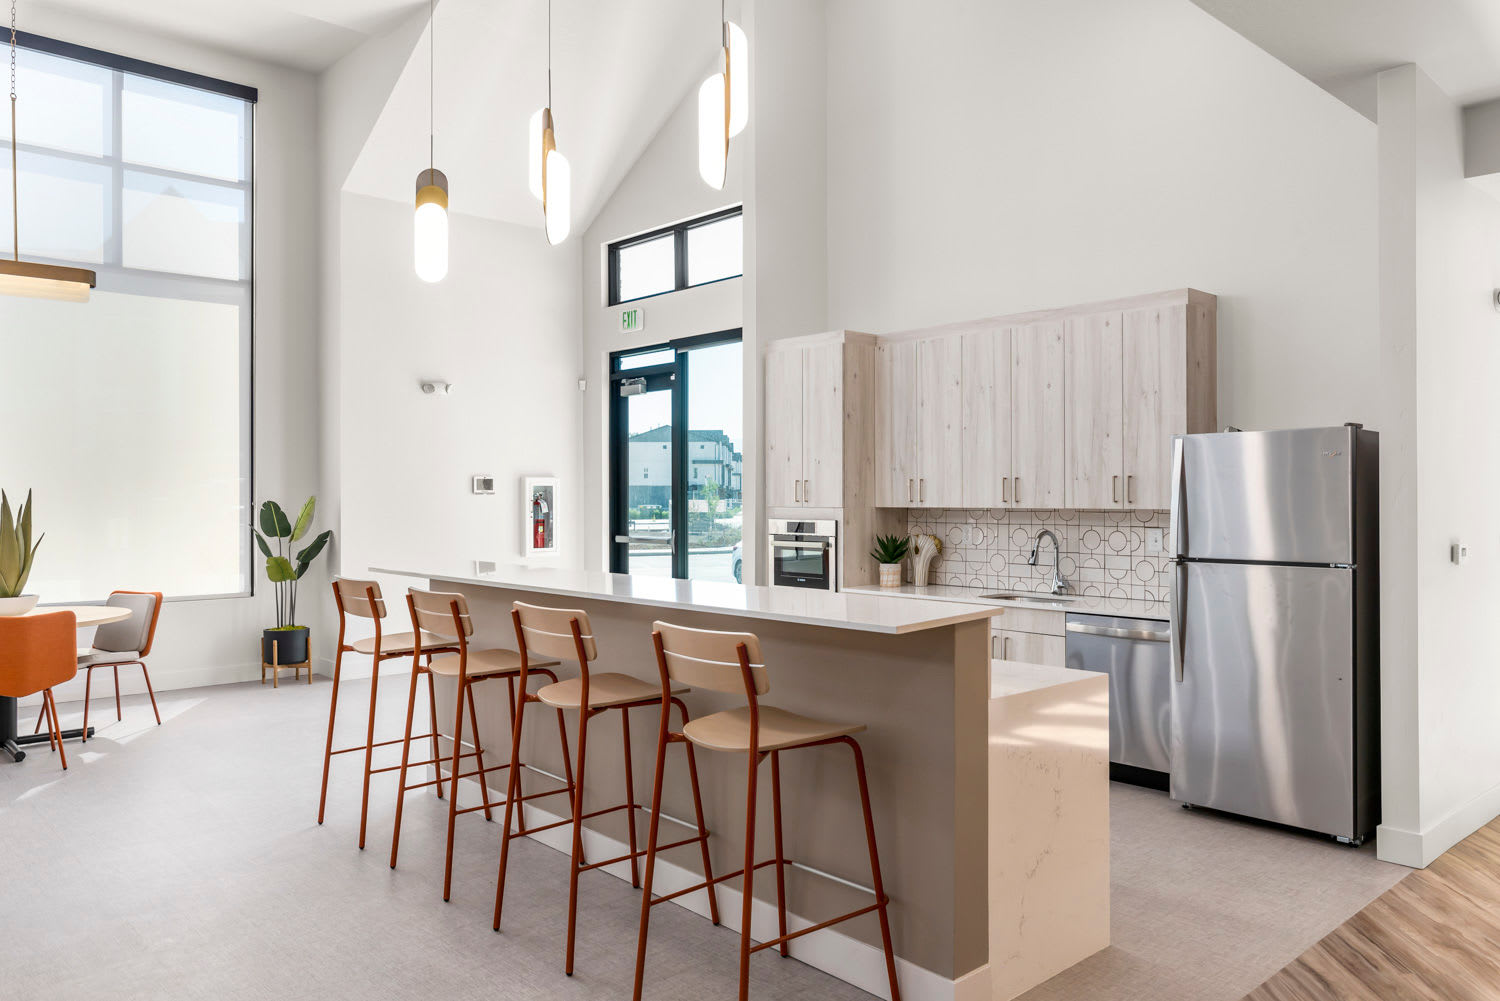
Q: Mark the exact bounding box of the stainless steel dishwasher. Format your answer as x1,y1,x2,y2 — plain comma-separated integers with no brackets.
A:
1065,613,1172,786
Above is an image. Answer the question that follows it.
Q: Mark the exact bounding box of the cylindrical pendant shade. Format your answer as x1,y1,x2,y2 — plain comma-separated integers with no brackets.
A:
0,259,96,302
727,21,749,138
414,168,449,283
528,107,546,202
698,71,727,190
544,148,571,245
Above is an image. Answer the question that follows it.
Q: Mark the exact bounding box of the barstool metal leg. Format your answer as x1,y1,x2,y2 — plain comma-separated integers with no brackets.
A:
632,701,671,1001
317,649,345,824
442,673,470,901
673,696,720,925
465,682,495,821
770,749,790,957
389,659,423,869
847,736,901,1001
357,655,383,849
564,706,593,975
621,706,641,888
738,749,763,1001
492,674,531,931
425,661,443,800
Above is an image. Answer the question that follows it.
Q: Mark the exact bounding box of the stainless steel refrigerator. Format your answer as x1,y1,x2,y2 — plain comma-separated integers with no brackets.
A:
1169,425,1379,843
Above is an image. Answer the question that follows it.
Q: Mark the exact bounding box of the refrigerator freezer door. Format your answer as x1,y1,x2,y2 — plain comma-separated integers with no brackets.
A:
1170,561,1356,839
1172,427,1355,564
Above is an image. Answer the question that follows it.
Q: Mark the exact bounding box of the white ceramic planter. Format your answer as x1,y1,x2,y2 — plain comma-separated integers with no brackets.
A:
878,563,903,588
0,594,39,616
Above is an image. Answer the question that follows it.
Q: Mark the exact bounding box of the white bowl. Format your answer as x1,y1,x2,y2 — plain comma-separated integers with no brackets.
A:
0,594,40,616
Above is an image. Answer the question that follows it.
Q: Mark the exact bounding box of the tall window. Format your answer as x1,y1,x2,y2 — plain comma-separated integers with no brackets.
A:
608,207,742,305
0,36,255,600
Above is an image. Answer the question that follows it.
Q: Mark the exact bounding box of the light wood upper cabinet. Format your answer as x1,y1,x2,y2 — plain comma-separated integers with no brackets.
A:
1010,320,1067,508
802,341,844,508
1065,312,1125,509
1123,305,1184,510
961,327,1014,508
764,346,805,508
875,339,919,506
916,336,964,507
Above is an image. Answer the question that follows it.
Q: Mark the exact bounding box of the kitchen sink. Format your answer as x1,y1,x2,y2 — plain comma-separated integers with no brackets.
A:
979,592,1079,603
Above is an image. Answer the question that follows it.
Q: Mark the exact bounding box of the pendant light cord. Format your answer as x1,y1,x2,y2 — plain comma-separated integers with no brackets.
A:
428,0,434,171
547,0,552,110
9,0,18,262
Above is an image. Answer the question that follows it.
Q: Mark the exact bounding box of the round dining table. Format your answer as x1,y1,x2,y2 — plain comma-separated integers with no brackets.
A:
1,604,134,762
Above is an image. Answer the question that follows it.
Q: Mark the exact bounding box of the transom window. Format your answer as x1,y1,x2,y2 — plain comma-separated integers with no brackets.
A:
608,207,742,305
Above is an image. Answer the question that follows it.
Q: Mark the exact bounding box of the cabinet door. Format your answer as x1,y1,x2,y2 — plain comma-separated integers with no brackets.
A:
993,629,1067,667
802,341,844,507
875,340,919,506
1123,304,1186,510
1065,311,1124,509
915,336,964,507
961,328,1013,508
764,346,805,508
1010,320,1067,508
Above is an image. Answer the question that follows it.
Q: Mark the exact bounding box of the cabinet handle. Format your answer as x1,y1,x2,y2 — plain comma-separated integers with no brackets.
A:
919,478,926,503
1003,635,1012,660
1112,475,1120,504
793,479,800,503
803,479,811,502
907,478,914,503
1127,475,1135,505
1015,477,1022,504
992,635,1000,659
1002,476,1009,503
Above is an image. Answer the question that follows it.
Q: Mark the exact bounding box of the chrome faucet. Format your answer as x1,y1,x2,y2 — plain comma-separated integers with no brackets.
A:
1027,529,1071,595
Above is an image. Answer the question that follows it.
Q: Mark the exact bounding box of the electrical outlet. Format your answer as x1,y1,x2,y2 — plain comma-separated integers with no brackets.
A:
1146,527,1165,554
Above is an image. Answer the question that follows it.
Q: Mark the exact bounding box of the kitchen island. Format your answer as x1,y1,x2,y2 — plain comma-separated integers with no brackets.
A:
372,562,1108,1001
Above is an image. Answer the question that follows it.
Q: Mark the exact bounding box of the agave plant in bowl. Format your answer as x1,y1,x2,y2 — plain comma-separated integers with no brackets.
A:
253,496,333,669
0,489,43,616
870,533,911,589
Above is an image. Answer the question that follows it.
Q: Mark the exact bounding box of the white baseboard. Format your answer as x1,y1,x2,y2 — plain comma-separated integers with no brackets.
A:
453,774,973,1001
1377,776,1500,868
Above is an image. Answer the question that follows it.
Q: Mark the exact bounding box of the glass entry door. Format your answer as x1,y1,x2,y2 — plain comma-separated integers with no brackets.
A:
610,332,743,581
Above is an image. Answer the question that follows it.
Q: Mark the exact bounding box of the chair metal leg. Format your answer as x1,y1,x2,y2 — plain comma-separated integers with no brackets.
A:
771,749,790,957
358,656,383,849
848,737,901,1001
426,665,444,800
389,661,423,870
621,706,641,888
739,749,762,1001
631,700,672,1001
33,698,45,734
47,691,67,770
465,683,495,822
674,697,720,925
114,665,122,720
442,676,469,901
82,668,93,741
139,662,161,725
564,706,592,975
317,650,345,825
492,685,531,931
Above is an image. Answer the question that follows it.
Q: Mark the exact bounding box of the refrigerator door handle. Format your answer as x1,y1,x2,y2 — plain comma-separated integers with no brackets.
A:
1171,560,1186,682
1170,437,1188,558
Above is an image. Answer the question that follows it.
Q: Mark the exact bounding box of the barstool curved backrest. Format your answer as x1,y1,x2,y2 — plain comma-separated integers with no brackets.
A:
0,610,79,698
408,587,474,644
334,577,387,620
513,601,598,664
652,620,768,698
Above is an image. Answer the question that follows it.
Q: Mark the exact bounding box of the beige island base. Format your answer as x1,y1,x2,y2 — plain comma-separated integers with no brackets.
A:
372,563,1109,1001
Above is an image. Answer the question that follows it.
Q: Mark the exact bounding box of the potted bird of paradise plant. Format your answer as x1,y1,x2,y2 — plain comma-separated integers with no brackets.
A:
253,496,333,668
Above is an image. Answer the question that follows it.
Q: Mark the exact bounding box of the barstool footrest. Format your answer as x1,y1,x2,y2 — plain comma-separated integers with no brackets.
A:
580,831,708,875
647,858,785,907
748,898,889,954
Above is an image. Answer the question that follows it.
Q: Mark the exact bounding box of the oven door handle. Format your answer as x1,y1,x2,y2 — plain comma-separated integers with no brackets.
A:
771,539,830,552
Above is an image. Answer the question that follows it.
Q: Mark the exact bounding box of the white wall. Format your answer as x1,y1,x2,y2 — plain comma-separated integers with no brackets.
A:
1377,65,1500,866
823,0,1381,433
579,71,745,572
20,8,323,704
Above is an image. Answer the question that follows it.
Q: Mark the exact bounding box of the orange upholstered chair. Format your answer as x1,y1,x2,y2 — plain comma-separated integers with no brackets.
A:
0,610,80,769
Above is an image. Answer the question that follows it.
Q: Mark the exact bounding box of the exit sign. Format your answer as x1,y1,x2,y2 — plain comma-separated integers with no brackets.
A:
620,307,645,333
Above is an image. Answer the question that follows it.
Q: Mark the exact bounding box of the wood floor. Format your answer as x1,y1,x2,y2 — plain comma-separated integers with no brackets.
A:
1245,817,1500,1000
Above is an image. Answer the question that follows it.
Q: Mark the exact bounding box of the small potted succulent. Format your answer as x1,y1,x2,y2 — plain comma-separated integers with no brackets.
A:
253,496,333,668
0,489,42,615
870,534,910,589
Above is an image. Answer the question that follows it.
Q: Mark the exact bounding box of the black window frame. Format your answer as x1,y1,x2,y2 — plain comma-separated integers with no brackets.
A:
607,206,743,306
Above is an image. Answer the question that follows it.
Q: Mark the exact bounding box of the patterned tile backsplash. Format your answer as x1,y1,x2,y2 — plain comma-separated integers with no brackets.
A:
905,509,1173,602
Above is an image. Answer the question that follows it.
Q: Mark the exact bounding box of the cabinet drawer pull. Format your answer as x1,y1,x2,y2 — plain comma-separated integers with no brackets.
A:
1015,478,1022,504
1003,635,1012,660
907,478,914,503
1112,475,1120,504
1127,475,1135,505
1002,476,1009,503
919,478,926,503
793,479,800,503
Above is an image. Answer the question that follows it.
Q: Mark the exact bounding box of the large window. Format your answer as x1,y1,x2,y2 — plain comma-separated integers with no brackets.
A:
608,207,742,305
0,35,256,601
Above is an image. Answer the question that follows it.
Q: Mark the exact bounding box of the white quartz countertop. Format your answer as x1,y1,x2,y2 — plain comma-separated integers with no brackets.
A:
842,582,1170,621
370,562,999,635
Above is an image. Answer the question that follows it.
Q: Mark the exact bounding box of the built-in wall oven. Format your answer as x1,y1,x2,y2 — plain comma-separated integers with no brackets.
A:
768,519,838,591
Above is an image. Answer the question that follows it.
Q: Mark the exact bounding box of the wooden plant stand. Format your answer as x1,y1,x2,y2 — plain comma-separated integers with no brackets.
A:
261,643,312,688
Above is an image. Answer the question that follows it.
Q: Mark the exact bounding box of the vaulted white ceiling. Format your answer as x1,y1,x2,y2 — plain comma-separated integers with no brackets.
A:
33,0,426,71
1189,0,1500,117
342,0,720,232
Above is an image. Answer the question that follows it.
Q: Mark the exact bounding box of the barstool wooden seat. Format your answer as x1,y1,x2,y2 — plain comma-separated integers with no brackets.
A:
319,578,459,849
492,601,718,977
390,587,574,903
633,621,901,1001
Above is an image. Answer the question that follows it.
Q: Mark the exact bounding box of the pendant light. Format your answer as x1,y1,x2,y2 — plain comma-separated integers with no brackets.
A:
413,0,448,282
1,2,95,302
697,0,748,190
528,0,571,244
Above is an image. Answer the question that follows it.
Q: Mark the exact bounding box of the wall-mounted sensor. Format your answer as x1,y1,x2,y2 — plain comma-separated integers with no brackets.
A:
420,380,454,396
472,475,495,495
1451,542,1469,565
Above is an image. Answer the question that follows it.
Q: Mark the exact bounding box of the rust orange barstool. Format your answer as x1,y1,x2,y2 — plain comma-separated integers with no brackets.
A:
391,587,575,902
492,601,718,977
318,578,458,849
633,621,901,1001
1,610,79,770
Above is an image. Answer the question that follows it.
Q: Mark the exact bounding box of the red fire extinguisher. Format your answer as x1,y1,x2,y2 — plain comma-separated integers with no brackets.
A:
532,492,548,550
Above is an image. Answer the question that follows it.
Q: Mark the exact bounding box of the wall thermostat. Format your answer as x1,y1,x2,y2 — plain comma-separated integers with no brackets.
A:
472,475,495,495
